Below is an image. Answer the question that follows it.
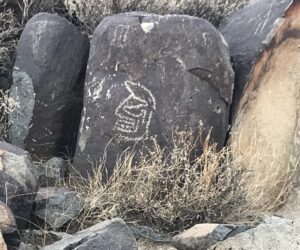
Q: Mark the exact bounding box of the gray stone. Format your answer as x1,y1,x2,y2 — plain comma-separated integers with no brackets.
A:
0,141,37,229
172,224,238,250
209,220,300,250
33,187,84,229
33,157,67,187
9,12,89,158
74,12,234,178
42,218,138,250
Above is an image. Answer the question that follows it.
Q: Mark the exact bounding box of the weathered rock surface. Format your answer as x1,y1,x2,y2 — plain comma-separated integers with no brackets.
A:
33,157,66,187
9,12,89,159
33,187,84,229
42,218,138,250
0,142,37,229
209,218,300,250
74,12,234,177
0,202,20,250
220,0,300,210
172,223,244,250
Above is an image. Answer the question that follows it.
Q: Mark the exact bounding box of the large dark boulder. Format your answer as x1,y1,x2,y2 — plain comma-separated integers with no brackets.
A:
9,13,89,159
0,142,37,229
74,12,234,178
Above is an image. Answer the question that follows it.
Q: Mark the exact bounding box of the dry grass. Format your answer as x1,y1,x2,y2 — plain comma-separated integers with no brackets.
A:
16,0,67,25
230,131,298,213
0,89,21,139
60,128,297,235
64,131,251,234
64,0,249,33
62,129,297,235
0,9,20,76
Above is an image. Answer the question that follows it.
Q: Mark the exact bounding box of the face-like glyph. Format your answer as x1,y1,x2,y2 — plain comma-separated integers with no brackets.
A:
114,81,156,141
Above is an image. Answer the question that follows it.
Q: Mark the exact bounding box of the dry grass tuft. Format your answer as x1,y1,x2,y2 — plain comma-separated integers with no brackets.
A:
64,0,249,33
0,89,20,139
16,0,67,25
65,131,251,233
230,132,298,213
0,9,20,76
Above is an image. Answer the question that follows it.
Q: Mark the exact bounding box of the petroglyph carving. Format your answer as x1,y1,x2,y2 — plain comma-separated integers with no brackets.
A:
114,81,156,141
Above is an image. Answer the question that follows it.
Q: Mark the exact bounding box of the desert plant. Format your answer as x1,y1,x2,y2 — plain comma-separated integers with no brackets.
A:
0,9,20,76
16,0,67,25
65,131,249,233
230,132,298,213
64,0,249,33
0,89,21,139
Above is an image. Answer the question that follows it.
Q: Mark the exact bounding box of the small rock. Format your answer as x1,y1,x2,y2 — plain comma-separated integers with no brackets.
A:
172,224,237,250
0,202,20,250
0,142,38,229
33,157,66,187
0,233,7,250
33,187,84,229
42,218,138,250
209,220,300,250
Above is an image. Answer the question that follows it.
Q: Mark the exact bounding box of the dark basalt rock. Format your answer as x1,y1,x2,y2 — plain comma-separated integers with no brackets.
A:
74,12,234,178
9,12,89,159
219,0,292,121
